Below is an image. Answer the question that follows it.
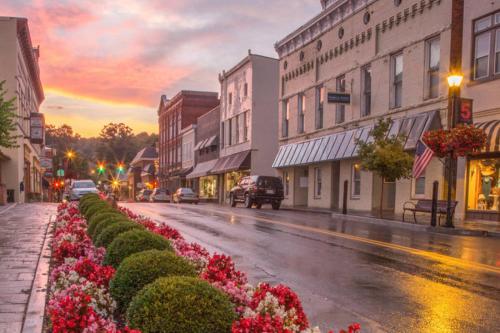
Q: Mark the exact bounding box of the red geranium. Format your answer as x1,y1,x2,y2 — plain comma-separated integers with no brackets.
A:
423,124,487,158
201,254,247,287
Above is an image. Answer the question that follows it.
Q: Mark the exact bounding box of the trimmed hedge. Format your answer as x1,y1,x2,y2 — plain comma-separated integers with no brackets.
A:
127,276,236,333
94,221,144,248
91,216,130,241
84,201,111,220
79,197,101,215
104,230,173,268
87,212,126,238
110,250,197,313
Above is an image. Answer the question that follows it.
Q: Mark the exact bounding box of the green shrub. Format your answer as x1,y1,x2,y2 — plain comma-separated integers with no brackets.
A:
84,201,111,220
127,276,236,333
110,250,197,313
94,221,144,248
79,197,101,214
80,200,105,217
79,193,99,208
87,211,125,237
91,216,130,241
104,230,173,268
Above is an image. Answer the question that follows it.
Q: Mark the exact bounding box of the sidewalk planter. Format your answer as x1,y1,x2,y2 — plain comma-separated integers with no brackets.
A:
47,194,360,333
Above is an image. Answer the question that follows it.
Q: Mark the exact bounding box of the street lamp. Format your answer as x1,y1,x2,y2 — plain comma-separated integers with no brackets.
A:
445,73,464,228
65,150,75,180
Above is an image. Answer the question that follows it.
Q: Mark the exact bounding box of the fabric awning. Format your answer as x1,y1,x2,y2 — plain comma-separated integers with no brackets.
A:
273,111,440,168
204,135,218,148
186,159,218,179
170,167,193,178
476,120,500,153
210,150,251,174
194,138,208,151
140,163,155,177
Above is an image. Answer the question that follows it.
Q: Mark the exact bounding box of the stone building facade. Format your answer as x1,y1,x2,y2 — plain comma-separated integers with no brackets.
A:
157,91,219,193
0,17,45,204
215,51,279,204
273,0,500,222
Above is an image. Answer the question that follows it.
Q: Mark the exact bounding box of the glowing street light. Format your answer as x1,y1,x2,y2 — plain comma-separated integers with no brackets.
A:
66,150,75,159
447,74,464,88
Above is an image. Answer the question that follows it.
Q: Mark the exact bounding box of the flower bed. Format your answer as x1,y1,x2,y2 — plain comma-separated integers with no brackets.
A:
48,196,360,333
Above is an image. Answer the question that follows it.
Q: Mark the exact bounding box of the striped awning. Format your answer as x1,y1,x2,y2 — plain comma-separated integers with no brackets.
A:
273,110,440,169
476,120,500,153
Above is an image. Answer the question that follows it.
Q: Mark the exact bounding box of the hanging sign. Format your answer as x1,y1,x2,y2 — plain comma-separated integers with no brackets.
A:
30,113,45,144
327,92,351,104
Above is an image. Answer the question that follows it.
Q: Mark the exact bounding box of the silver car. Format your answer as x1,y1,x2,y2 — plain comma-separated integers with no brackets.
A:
173,188,199,204
69,180,98,201
149,188,171,202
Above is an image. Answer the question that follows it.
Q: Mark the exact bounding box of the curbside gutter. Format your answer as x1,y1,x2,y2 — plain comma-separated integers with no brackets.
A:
21,214,54,333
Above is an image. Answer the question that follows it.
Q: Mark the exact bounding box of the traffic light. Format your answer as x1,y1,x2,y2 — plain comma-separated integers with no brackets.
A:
117,163,125,173
97,163,106,174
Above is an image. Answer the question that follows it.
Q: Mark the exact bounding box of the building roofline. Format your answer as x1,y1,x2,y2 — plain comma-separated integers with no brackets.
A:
218,51,278,81
163,90,218,110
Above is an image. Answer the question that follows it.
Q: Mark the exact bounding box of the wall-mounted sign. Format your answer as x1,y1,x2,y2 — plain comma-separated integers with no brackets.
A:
456,98,473,125
327,92,351,104
40,157,53,169
30,113,45,144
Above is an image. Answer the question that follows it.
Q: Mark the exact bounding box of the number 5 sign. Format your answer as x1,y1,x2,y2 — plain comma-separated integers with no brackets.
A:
456,98,473,125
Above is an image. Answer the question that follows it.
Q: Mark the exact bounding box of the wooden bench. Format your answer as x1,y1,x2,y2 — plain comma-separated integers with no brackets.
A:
403,199,458,225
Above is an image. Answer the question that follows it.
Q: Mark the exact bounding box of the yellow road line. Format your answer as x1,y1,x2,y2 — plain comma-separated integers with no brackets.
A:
175,205,500,275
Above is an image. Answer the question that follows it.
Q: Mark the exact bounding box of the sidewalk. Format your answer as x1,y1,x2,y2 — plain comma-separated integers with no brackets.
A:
0,203,55,333
282,205,500,237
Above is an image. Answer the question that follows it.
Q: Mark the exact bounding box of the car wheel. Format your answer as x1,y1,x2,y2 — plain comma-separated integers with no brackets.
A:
272,201,281,210
256,203,262,209
244,194,252,209
230,194,236,207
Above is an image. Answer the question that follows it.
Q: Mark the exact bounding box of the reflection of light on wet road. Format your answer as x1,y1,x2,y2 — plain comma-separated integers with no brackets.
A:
176,206,500,274
230,215,236,224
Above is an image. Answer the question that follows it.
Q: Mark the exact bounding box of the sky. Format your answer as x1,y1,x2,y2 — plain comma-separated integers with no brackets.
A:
1,0,320,137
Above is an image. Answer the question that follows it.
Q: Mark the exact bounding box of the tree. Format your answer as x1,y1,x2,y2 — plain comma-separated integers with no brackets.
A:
97,123,135,163
356,118,414,218
0,80,19,148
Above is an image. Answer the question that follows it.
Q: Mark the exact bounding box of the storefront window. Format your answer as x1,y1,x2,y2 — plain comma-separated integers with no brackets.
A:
225,171,249,198
199,176,218,199
467,158,500,211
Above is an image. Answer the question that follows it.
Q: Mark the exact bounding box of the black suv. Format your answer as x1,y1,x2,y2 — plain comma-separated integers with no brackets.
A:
229,176,284,210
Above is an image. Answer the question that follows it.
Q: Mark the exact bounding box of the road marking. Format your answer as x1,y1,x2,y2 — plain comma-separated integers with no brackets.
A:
167,205,500,275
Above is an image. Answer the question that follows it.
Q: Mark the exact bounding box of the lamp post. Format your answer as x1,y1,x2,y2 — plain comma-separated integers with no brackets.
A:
65,150,75,180
445,73,464,228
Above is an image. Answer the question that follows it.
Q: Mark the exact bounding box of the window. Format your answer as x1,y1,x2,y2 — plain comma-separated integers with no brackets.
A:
244,83,248,97
298,94,305,133
284,171,290,197
228,92,233,105
361,65,371,117
232,117,238,145
315,86,324,129
472,11,500,80
244,111,249,141
391,53,403,108
314,167,322,197
228,119,232,146
336,75,345,124
415,176,425,195
221,123,225,148
352,163,361,197
235,116,240,144
282,100,289,137
427,37,440,98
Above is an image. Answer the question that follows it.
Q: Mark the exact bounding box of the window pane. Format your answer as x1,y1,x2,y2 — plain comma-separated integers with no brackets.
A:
476,32,491,58
429,71,439,98
429,39,440,69
475,16,491,32
415,177,425,195
496,30,500,73
496,12,500,24
394,54,403,76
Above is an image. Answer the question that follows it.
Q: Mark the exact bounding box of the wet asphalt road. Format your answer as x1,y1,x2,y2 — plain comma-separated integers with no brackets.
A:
121,202,500,333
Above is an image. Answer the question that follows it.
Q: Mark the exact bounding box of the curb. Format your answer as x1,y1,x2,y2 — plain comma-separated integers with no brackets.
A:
0,203,17,215
330,212,500,238
21,214,54,333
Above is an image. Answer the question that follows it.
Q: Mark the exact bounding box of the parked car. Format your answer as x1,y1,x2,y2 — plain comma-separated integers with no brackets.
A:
136,189,153,202
173,188,199,204
150,188,171,202
69,180,99,201
229,176,284,210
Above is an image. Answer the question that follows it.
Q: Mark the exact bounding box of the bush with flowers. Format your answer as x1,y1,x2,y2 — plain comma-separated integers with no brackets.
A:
48,196,360,333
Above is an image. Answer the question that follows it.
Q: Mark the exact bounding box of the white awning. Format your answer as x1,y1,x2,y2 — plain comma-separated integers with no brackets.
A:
186,160,218,179
476,120,500,153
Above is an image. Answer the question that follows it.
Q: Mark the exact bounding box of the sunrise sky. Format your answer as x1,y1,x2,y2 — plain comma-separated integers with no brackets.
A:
1,0,319,137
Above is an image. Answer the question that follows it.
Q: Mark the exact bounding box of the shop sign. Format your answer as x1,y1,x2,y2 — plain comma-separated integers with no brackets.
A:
327,92,351,104
30,113,45,144
40,157,52,169
456,98,473,125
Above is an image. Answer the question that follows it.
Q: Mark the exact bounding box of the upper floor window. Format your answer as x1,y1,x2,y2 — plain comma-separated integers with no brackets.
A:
315,86,324,130
391,52,403,108
298,94,305,133
473,11,500,80
244,83,248,97
282,100,289,138
336,75,345,124
426,37,440,99
228,92,233,105
361,65,371,117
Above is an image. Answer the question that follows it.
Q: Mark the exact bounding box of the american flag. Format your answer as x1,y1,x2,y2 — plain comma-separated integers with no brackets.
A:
412,140,433,179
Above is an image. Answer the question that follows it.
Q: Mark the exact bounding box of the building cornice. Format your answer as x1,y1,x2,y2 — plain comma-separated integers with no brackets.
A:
274,0,376,58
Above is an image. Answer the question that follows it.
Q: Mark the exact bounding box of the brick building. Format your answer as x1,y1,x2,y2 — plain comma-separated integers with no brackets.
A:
158,91,219,192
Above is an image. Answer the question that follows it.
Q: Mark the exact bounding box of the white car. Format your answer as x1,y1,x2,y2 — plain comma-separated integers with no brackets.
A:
69,180,99,201
149,188,171,202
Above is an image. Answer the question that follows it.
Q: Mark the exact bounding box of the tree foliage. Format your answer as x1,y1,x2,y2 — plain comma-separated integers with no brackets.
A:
356,118,413,216
0,80,19,149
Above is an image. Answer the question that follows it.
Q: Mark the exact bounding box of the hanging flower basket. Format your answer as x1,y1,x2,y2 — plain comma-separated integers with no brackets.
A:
422,124,487,158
